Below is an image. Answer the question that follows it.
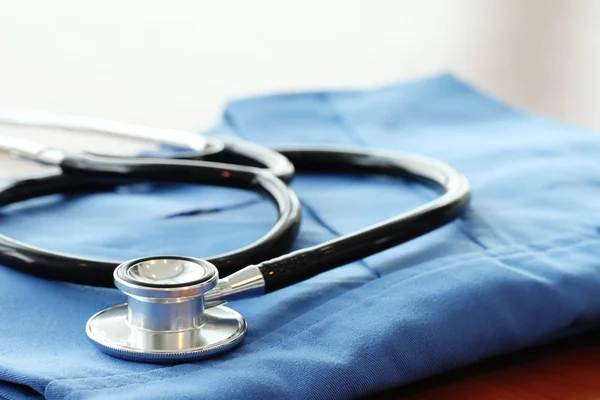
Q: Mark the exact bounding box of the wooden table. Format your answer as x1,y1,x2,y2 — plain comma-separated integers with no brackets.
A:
371,331,600,399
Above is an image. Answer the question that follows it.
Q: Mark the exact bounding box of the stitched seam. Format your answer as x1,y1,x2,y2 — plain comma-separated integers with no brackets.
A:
318,92,383,280
299,199,380,278
222,111,249,140
320,93,369,146
0,381,43,400
456,219,488,250
59,233,600,394
0,372,46,398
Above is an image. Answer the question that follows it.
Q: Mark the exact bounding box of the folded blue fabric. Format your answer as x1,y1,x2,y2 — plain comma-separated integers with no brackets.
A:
1,74,600,399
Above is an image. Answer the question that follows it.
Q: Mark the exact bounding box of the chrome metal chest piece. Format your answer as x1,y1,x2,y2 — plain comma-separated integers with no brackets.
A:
86,256,249,363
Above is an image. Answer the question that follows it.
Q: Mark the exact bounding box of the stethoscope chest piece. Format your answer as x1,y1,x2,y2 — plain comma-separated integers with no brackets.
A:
86,256,247,363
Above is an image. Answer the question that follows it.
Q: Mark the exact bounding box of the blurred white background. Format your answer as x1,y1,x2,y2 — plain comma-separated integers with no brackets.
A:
0,0,599,172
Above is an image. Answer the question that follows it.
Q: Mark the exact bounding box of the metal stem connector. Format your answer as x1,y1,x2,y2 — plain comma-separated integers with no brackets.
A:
204,265,266,308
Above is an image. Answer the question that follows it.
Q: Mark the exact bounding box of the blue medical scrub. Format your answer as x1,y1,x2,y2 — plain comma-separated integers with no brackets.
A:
0,74,599,399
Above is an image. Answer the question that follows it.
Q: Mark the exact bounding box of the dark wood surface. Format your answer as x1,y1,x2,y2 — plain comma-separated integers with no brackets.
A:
369,331,600,399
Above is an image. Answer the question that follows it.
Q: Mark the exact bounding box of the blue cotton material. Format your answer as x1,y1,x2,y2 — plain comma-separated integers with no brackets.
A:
1,74,600,399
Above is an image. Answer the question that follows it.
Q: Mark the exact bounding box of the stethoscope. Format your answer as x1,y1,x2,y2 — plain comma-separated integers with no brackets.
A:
0,110,471,363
